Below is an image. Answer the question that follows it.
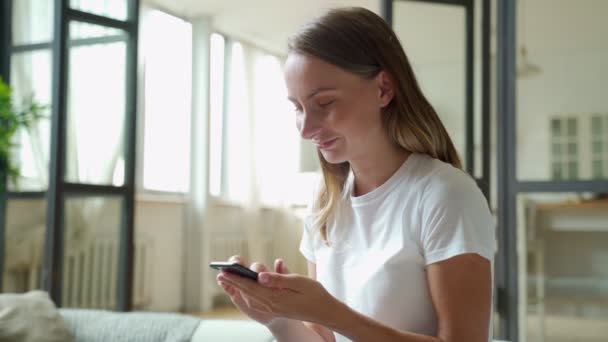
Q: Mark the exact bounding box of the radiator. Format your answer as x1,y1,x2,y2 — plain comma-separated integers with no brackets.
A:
209,236,249,264
61,238,152,309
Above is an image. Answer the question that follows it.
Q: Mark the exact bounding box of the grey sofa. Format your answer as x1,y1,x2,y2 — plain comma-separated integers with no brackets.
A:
58,309,275,342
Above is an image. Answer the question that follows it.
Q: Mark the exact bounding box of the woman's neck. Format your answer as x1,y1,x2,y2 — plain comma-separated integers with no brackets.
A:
349,144,411,197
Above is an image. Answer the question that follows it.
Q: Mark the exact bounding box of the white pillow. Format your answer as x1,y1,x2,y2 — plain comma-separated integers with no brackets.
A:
191,319,275,342
0,290,74,342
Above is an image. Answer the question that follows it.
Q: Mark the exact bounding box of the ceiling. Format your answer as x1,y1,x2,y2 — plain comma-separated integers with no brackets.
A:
142,0,380,54
141,0,608,65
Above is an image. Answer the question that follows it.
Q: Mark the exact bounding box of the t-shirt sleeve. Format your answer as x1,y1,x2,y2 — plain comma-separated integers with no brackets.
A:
299,216,316,263
419,172,496,266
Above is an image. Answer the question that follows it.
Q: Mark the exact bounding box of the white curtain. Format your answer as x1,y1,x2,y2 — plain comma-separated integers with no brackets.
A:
223,41,314,271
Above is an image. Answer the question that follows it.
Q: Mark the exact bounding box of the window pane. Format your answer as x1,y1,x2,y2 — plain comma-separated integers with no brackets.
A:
567,118,577,137
518,193,608,342
568,143,577,155
141,10,192,193
65,22,127,186
393,2,467,169
63,196,122,309
70,21,125,40
516,0,608,181
592,160,603,178
12,0,54,45
593,141,603,154
252,54,300,206
3,198,46,293
551,119,562,137
591,116,601,135
552,143,562,156
9,50,52,191
552,163,563,180
209,33,225,197
70,0,128,21
568,161,578,179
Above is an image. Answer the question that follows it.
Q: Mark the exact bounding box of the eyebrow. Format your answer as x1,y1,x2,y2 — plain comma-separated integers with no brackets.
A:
287,87,337,102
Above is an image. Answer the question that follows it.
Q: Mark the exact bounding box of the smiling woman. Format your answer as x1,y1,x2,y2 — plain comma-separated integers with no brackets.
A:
216,6,495,342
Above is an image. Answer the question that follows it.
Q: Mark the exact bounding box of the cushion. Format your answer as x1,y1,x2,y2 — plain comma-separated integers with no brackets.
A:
191,319,275,342
0,290,74,342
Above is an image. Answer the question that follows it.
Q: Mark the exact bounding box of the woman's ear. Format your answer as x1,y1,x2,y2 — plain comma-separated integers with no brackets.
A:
376,70,395,108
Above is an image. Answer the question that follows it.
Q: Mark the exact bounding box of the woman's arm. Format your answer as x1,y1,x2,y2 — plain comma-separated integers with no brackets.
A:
269,261,336,342
323,253,492,342
219,253,491,342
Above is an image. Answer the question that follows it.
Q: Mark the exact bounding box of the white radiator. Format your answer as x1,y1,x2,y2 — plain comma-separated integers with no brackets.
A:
61,238,152,309
209,237,249,264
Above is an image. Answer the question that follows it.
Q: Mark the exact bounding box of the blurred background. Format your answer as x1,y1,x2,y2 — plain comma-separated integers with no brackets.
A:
0,1,607,341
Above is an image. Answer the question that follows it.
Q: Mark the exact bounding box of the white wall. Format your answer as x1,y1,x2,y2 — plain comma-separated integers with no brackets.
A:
2,198,185,312
134,198,185,312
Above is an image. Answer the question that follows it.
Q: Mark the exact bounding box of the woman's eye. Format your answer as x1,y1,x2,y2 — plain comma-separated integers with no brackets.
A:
319,100,335,108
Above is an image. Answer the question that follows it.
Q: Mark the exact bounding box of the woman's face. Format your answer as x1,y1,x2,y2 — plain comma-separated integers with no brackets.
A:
284,53,393,164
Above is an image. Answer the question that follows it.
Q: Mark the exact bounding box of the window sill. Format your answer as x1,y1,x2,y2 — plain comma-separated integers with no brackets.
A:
136,191,187,204
209,196,307,211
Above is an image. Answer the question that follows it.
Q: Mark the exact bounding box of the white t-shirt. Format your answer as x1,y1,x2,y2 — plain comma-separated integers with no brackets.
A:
299,153,495,341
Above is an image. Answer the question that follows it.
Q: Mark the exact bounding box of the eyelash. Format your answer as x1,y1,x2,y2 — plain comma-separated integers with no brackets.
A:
319,100,335,108
292,100,335,114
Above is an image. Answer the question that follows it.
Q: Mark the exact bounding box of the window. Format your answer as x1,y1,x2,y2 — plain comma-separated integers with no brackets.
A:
209,33,225,197
140,9,192,193
550,117,579,180
208,34,316,206
591,114,608,179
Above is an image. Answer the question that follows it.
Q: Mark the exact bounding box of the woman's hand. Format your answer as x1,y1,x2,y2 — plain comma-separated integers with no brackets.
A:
217,261,341,325
216,255,290,326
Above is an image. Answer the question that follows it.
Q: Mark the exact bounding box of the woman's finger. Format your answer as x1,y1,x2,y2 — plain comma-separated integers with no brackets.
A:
219,274,277,304
228,255,248,268
250,262,269,273
274,258,290,274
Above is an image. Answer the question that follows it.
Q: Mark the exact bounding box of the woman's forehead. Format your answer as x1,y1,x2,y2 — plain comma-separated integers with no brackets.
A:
284,53,359,93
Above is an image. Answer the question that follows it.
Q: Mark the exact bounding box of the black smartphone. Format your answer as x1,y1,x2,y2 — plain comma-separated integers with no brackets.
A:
209,261,259,281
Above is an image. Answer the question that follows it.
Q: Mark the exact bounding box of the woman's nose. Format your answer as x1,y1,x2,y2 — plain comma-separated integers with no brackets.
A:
298,111,321,140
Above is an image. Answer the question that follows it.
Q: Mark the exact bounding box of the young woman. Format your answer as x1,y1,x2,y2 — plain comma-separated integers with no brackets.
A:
216,7,495,342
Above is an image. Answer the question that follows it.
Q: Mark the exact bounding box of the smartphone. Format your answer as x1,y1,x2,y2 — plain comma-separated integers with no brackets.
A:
209,261,259,281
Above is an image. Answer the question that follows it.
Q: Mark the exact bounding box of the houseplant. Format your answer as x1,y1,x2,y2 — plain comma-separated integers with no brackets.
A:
0,76,46,192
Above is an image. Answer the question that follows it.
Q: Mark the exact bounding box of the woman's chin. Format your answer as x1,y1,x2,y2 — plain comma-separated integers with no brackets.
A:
320,150,347,164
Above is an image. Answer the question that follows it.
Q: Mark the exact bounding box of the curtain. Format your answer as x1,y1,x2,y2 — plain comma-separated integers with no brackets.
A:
223,41,313,272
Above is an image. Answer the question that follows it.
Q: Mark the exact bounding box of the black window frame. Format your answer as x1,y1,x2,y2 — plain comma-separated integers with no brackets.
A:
0,0,140,312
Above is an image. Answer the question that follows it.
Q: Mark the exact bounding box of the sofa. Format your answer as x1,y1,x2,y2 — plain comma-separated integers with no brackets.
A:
0,291,510,342
0,290,274,342
58,309,275,342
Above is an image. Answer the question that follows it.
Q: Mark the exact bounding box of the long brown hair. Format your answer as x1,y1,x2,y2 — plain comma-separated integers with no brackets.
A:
288,7,462,244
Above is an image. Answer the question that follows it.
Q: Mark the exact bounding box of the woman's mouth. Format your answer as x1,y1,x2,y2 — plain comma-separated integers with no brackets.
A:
316,138,339,150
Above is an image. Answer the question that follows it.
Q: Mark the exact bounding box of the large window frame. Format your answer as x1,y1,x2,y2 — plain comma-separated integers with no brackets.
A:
0,0,140,311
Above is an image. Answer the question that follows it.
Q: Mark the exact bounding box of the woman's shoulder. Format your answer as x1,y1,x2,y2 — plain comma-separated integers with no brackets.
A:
410,153,482,204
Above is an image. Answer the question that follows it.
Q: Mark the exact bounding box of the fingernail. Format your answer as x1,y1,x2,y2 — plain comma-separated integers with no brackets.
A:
259,272,270,284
